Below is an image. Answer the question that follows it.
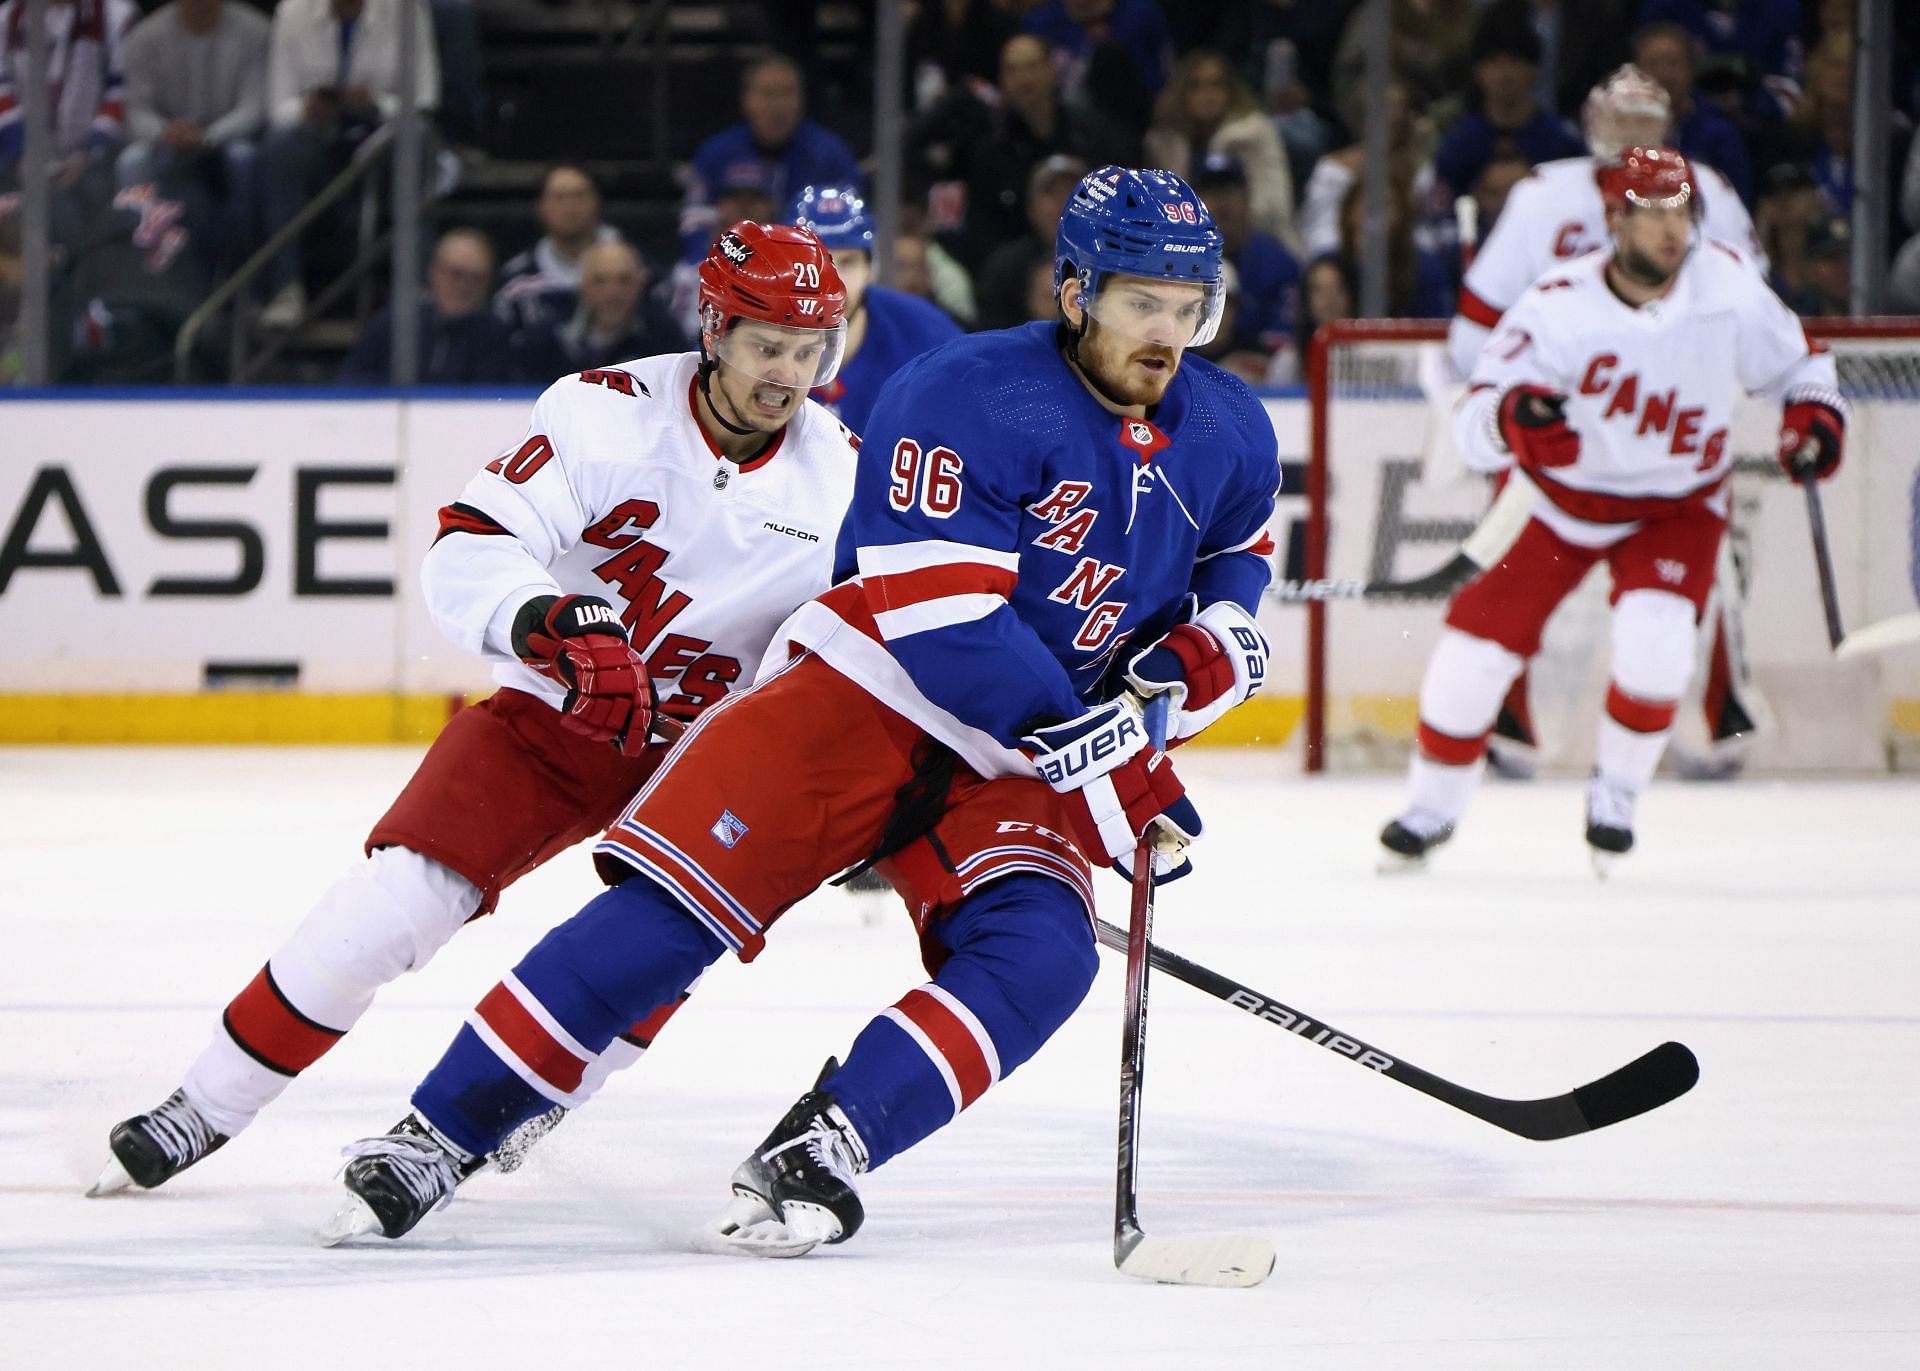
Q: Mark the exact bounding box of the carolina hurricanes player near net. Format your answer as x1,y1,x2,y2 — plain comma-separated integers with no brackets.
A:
89,223,859,1198
315,166,1278,1252
1450,66,1763,778
1381,147,1843,874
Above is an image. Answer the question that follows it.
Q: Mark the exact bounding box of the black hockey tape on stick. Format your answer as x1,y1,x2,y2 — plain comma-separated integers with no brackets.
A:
1802,480,1846,651
1092,919,1699,1141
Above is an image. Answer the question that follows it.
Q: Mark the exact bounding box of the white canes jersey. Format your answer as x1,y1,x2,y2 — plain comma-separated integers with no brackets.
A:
1449,156,1761,378
1453,244,1836,546
422,352,859,715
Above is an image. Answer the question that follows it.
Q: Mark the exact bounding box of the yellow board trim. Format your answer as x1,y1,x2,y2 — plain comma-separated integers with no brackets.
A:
0,693,473,744
1,692,1914,748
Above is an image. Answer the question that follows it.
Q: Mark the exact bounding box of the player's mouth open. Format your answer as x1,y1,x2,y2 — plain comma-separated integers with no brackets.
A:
1135,355,1171,374
751,386,794,415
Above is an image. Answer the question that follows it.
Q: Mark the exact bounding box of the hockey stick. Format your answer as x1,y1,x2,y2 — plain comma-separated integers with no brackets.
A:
1114,696,1275,1288
1092,919,1699,1142
1266,469,1535,603
1802,480,1846,650
1836,611,1920,660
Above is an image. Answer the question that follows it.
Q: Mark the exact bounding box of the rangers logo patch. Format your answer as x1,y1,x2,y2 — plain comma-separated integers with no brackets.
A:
710,809,750,848
718,231,753,265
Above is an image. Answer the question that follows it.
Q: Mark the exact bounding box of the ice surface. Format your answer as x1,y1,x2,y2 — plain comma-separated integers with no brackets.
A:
2,746,1916,1369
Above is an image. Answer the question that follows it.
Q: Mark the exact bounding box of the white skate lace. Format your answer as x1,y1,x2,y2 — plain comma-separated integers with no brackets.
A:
765,1109,868,1183
143,1092,223,1167
340,1132,463,1214
1587,779,1636,830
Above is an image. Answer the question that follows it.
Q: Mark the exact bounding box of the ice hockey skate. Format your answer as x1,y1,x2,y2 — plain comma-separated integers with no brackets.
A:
88,1089,230,1196
1377,811,1455,872
1585,775,1637,879
711,1061,869,1257
317,1113,483,1245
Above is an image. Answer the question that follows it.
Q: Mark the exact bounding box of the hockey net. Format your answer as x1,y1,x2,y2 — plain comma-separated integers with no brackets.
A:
1292,318,1920,774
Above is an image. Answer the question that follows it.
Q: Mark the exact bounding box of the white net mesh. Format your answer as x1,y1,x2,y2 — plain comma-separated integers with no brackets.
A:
1299,323,1920,774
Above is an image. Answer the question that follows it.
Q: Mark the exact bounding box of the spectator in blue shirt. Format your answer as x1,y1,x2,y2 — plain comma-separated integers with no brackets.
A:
1633,21,1755,203
1635,0,1803,92
679,54,862,261
1021,0,1172,137
1433,6,1583,201
341,227,516,385
1192,153,1300,355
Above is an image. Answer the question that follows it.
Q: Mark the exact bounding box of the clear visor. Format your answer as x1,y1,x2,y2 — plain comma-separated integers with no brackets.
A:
1082,275,1226,349
709,314,849,389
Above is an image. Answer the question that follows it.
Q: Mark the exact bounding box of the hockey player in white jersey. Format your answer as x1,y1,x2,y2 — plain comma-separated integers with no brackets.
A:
1448,67,1765,779
1448,66,1759,378
1381,147,1843,873
90,222,860,1196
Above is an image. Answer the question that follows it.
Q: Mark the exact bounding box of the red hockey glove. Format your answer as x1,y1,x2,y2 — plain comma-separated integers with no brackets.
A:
1022,700,1202,869
511,594,652,755
1778,400,1844,483
1497,385,1580,472
1122,599,1269,744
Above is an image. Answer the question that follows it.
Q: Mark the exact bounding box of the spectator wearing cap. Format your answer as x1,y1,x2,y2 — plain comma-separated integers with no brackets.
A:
787,184,962,435
494,165,629,338
1144,49,1300,255
973,153,1086,331
510,240,686,385
1192,153,1300,360
1021,0,1172,137
908,32,1131,273
1632,21,1753,204
680,54,862,263
340,226,516,384
1432,3,1582,202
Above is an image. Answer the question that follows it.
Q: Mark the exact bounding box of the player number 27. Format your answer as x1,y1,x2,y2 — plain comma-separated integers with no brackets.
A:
889,438,964,518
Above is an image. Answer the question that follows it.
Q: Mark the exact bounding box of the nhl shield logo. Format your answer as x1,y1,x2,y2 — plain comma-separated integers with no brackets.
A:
1128,421,1154,445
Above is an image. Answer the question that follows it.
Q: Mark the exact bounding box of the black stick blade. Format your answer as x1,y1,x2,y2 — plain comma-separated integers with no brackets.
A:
1569,1041,1699,1134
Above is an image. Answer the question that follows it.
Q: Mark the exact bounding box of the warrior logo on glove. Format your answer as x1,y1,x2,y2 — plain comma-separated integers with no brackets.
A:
511,594,654,755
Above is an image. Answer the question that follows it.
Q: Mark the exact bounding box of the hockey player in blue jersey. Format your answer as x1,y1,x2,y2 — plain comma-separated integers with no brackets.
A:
321,167,1281,1254
787,184,964,437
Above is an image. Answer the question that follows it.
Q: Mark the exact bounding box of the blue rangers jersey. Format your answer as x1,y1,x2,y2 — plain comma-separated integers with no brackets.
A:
776,320,1279,780
811,284,964,437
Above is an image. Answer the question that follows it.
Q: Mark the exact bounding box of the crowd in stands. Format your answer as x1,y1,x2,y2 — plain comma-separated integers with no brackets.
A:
1,0,1918,386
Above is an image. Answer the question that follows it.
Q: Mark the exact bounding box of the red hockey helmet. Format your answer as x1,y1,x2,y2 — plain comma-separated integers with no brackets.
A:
1597,146,1698,218
698,221,849,387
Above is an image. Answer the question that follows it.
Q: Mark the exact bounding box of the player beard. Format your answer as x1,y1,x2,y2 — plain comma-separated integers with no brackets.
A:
1614,240,1683,290
1082,333,1181,408
715,369,801,431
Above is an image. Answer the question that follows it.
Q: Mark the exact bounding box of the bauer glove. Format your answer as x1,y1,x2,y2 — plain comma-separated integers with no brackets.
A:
511,594,652,755
1123,597,1269,744
1023,699,1202,875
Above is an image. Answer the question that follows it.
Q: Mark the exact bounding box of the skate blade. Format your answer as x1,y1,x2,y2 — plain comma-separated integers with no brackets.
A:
1375,849,1430,875
86,1156,135,1197
316,1194,384,1247
703,1191,820,1259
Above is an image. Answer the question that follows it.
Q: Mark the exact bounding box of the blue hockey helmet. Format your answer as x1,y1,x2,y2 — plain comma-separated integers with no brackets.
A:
786,184,876,255
1054,166,1226,346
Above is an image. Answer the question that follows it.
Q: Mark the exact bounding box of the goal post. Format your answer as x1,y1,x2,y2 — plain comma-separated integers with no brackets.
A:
1296,317,1920,775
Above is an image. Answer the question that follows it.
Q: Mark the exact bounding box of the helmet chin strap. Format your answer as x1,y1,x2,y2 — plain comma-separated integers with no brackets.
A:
1056,309,1138,413
697,346,767,439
